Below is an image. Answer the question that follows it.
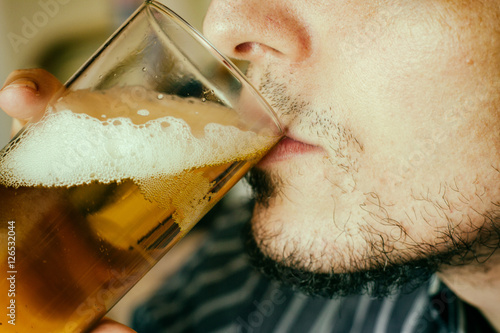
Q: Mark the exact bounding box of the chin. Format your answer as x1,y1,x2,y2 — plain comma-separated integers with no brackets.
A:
242,218,441,298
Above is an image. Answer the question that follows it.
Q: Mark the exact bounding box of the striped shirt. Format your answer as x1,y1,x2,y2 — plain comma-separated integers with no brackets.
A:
132,201,495,333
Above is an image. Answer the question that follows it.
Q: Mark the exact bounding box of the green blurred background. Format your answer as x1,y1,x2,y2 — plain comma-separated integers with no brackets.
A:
0,0,211,146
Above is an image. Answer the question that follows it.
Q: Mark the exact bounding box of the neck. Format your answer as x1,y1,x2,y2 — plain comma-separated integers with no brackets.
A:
438,253,500,332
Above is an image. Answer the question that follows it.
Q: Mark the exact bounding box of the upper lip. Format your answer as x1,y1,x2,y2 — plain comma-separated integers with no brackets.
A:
281,130,320,149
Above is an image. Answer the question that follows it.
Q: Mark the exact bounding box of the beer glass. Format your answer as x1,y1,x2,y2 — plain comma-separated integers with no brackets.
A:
0,2,283,332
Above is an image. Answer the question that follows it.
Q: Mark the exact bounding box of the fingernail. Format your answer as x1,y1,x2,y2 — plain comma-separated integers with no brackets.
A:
1,78,38,92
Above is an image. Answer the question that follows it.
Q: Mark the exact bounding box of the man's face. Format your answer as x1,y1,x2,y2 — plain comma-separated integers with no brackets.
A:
204,0,500,295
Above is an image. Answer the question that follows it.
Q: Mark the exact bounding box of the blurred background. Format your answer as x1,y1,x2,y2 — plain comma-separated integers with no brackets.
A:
0,0,241,327
0,0,211,147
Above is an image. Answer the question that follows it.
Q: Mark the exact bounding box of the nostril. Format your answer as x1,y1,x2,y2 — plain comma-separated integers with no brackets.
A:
204,1,310,63
234,42,284,60
235,42,254,54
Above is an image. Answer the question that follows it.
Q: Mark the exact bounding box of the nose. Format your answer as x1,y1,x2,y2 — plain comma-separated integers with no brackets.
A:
203,0,311,64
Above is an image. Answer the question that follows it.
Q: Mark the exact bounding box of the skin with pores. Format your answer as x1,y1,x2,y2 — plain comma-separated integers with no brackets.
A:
0,0,498,331
203,0,500,328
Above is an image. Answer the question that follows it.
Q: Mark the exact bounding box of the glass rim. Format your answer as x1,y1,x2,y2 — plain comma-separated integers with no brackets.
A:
67,0,283,135
146,1,283,134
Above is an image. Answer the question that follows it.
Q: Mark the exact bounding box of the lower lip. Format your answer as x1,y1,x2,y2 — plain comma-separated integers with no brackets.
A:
258,137,321,166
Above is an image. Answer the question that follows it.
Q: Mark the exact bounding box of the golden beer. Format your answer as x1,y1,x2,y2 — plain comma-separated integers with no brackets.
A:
0,88,280,332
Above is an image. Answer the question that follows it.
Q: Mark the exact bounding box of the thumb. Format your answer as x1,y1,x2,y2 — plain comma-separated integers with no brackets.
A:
89,318,137,333
0,68,64,122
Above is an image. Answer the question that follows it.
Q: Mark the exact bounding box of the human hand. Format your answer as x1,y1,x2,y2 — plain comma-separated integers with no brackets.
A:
0,69,64,135
89,318,137,333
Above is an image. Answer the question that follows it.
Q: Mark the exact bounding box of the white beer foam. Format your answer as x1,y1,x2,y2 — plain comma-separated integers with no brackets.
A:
0,108,272,188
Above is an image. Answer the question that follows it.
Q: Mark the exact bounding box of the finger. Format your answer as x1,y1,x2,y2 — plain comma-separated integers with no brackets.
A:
89,318,137,333
0,68,64,123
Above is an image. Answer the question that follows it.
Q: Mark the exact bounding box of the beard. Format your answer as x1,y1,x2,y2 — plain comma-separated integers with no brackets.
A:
240,67,500,298
243,168,500,298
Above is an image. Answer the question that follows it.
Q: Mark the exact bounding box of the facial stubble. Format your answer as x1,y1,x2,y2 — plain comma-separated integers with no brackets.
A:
244,167,500,298
242,68,500,298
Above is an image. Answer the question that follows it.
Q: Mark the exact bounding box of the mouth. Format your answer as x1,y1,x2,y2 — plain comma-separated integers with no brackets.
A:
257,136,323,167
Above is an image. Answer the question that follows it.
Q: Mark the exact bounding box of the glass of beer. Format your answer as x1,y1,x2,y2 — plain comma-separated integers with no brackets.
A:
0,2,283,332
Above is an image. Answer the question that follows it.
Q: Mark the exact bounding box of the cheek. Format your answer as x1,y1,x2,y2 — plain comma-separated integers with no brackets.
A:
336,10,498,175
